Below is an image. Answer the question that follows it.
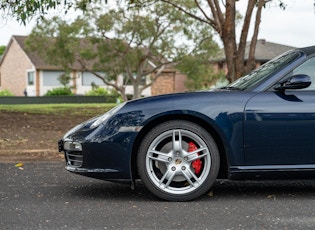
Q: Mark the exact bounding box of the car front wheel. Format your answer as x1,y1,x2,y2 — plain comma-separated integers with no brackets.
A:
137,120,220,201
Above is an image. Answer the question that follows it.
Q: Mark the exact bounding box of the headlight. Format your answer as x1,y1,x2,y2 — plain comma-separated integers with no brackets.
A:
90,102,126,128
64,141,82,151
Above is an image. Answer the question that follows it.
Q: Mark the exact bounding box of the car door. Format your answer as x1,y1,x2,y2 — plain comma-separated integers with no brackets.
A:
244,57,315,166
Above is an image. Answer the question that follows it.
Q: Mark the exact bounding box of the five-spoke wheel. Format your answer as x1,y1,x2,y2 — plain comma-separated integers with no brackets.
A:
137,120,219,201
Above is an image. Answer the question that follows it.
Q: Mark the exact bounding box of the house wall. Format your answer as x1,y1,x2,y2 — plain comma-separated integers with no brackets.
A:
151,72,176,96
151,72,187,96
174,72,187,93
125,85,151,97
76,71,116,95
0,39,34,96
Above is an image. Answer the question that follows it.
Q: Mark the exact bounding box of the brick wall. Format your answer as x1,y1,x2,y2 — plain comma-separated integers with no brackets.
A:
0,39,33,96
151,72,175,96
174,72,187,93
151,72,187,96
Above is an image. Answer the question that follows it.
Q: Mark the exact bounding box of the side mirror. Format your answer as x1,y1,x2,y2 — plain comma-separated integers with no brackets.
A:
275,74,311,91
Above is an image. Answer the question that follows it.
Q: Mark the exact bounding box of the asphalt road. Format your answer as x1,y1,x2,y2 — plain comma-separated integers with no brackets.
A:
1,162,315,229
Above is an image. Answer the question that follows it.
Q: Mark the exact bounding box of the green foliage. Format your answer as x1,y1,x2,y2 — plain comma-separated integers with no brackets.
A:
0,89,14,96
58,73,71,86
0,0,66,24
85,86,121,103
175,19,222,91
86,87,111,96
0,0,107,25
177,55,225,91
0,46,6,55
44,87,73,96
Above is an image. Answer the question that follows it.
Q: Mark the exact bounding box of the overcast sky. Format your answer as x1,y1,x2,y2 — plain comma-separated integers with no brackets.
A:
0,0,314,48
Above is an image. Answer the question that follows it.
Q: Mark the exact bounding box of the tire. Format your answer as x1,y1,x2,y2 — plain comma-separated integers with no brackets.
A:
137,120,220,201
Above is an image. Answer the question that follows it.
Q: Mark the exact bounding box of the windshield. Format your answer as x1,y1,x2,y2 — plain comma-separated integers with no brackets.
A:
225,50,301,90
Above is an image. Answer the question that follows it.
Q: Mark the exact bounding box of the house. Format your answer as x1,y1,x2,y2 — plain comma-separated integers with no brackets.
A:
213,39,296,74
0,35,187,97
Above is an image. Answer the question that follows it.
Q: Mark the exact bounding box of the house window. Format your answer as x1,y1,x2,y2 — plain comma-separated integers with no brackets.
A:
42,71,64,86
82,72,105,86
27,71,35,86
123,73,146,85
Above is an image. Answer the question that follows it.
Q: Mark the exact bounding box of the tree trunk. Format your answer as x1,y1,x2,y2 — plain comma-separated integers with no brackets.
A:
235,0,256,79
222,0,265,81
245,0,264,74
133,82,141,99
221,0,237,83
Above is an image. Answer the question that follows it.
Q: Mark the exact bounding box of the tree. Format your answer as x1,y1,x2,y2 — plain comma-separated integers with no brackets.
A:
26,1,219,100
176,25,225,91
134,0,286,82
177,55,225,91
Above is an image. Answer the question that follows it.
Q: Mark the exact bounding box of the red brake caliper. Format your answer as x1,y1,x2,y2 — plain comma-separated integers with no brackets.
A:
188,142,202,174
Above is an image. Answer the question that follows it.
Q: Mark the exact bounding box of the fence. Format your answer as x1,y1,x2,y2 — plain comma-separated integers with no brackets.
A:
0,96,116,104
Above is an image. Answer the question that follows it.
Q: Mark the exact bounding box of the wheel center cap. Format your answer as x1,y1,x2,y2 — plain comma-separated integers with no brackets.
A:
175,158,182,165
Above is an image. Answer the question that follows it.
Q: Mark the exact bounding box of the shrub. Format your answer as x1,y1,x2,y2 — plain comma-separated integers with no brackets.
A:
45,87,73,96
0,89,14,96
85,87,121,103
85,87,111,96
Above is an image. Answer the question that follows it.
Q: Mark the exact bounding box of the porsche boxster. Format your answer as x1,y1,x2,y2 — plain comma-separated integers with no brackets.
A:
58,46,315,201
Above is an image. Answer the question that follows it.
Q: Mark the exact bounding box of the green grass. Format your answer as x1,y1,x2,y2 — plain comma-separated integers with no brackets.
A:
0,103,117,116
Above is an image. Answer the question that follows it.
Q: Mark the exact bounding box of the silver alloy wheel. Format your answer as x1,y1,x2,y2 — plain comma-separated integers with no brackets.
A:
145,129,211,195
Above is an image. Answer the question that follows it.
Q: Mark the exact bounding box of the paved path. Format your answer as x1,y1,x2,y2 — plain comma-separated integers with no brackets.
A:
1,162,315,229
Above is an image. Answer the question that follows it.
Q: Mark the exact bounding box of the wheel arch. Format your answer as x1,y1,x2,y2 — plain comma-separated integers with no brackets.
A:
130,113,230,181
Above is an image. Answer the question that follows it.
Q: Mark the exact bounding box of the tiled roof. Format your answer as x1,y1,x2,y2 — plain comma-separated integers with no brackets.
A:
248,39,296,61
13,35,98,70
11,35,168,71
13,35,64,70
213,39,296,61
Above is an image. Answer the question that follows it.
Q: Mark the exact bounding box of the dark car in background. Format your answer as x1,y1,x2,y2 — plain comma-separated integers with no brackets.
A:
59,46,315,201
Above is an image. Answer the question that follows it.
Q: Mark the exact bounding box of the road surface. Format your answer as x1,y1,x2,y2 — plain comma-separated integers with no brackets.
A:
1,162,315,229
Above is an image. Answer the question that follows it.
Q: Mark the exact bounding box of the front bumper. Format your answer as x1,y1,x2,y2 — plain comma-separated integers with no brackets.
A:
59,138,125,180
58,130,138,182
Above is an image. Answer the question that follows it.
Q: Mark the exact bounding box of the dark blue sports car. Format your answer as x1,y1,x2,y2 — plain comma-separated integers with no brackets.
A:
58,46,315,201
